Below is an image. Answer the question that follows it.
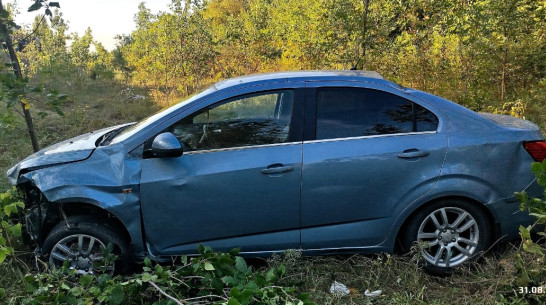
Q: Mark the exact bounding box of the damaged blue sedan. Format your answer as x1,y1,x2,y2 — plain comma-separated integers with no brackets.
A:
7,71,546,274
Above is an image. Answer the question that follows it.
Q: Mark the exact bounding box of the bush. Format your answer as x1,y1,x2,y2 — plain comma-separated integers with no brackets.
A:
0,187,24,264
20,246,314,305
515,160,546,299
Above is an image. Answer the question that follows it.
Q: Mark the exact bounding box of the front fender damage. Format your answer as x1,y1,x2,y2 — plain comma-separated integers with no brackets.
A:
16,144,146,259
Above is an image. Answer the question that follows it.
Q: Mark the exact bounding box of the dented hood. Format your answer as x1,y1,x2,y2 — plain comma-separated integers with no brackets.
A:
6,124,131,184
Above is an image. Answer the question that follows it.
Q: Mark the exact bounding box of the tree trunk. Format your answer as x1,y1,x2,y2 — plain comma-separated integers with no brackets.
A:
500,47,507,103
360,0,371,70
0,1,40,152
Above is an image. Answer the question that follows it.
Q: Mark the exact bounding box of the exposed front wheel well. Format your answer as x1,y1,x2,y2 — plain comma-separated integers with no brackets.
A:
39,202,132,250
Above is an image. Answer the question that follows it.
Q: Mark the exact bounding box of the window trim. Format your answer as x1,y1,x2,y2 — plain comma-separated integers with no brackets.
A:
183,141,303,155
303,131,437,144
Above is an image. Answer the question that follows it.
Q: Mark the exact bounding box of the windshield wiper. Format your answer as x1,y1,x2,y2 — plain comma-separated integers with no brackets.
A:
97,126,130,146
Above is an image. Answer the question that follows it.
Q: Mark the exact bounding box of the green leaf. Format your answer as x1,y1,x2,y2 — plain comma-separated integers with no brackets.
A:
531,162,542,174
49,2,60,8
529,213,546,220
141,272,153,282
0,248,8,264
3,203,17,216
519,225,531,240
538,176,546,187
70,287,84,297
79,274,94,287
222,276,238,286
515,191,528,205
227,298,241,305
204,262,215,271
229,248,240,256
211,277,224,292
265,268,276,282
523,240,544,255
235,257,248,274
297,293,311,302
109,285,124,305
0,287,5,299
144,256,151,267
154,264,163,274
8,223,22,238
277,264,286,276
98,274,111,284
28,2,43,12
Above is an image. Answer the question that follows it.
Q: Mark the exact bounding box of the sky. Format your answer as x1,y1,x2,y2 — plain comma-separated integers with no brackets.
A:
5,0,173,50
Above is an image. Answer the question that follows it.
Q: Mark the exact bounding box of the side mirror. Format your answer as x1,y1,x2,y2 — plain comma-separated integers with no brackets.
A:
151,132,183,158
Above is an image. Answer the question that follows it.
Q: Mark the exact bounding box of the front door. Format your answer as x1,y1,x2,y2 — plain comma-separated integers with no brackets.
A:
140,89,304,256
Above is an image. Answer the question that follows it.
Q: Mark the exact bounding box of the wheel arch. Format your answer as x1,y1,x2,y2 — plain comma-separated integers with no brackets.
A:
37,201,133,251
394,195,497,252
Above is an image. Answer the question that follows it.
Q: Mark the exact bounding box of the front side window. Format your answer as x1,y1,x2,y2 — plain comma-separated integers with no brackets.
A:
316,88,438,140
170,90,294,151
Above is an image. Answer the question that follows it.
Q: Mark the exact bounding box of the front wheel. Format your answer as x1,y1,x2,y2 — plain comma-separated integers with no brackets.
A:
401,200,491,274
41,216,131,275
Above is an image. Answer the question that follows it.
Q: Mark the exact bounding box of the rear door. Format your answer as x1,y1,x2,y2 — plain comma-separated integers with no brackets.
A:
301,83,448,249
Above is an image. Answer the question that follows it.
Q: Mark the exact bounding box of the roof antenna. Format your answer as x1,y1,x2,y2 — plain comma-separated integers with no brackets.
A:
350,59,361,70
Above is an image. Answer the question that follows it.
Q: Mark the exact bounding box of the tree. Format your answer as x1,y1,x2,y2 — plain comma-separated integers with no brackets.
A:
70,27,93,79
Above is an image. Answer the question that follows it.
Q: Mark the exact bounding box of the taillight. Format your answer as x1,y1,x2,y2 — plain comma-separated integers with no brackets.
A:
523,141,546,162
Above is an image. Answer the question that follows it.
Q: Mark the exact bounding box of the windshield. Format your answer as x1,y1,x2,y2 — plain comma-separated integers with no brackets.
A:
110,87,216,144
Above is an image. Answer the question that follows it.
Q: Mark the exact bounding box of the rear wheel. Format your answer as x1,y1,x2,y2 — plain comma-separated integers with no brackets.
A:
401,199,490,274
42,216,131,275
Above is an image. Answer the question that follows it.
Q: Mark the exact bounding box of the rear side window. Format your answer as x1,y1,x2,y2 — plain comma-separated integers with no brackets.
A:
316,88,438,140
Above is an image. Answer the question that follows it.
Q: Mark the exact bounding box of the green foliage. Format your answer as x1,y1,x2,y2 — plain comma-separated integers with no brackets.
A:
0,187,312,304
0,62,67,116
515,160,546,301
0,188,24,264
17,245,314,304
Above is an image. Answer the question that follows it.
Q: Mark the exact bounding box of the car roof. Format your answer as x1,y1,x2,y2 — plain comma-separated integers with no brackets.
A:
212,70,392,91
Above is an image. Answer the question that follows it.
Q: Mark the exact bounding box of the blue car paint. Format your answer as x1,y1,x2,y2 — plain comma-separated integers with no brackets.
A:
140,143,303,255
6,71,544,261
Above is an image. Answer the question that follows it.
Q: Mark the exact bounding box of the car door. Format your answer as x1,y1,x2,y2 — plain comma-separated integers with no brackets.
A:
301,83,448,249
140,88,304,256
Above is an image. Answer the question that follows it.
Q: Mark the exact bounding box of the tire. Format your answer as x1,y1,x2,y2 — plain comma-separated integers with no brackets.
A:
41,216,132,275
401,199,490,275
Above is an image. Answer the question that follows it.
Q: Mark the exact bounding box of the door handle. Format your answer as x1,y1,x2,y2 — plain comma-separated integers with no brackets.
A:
398,149,430,159
261,164,294,174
